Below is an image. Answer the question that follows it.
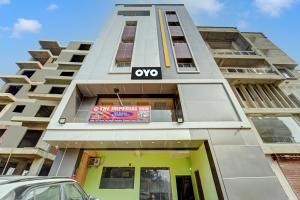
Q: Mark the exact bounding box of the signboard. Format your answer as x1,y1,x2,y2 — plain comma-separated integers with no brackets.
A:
89,105,151,123
131,67,162,80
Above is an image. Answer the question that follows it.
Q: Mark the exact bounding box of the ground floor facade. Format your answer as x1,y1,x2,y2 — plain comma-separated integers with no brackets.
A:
83,147,218,200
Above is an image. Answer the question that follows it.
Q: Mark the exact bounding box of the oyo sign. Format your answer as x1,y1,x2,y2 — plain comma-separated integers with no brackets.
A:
131,67,162,80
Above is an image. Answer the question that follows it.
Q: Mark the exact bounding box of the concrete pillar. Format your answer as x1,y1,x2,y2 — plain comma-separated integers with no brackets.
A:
13,159,28,175
48,148,80,177
28,158,45,176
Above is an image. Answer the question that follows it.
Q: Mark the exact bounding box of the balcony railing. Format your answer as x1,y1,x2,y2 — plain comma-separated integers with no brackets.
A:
211,49,258,56
220,67,278,75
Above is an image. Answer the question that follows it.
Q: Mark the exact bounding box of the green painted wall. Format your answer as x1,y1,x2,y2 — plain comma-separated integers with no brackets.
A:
190,145,218,200
84,149,218,200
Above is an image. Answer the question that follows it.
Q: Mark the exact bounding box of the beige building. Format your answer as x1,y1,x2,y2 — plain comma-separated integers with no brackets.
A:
199,26,300,199
0,40,92,175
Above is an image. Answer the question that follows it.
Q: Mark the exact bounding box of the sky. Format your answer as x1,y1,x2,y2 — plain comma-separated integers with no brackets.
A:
0,0,299,75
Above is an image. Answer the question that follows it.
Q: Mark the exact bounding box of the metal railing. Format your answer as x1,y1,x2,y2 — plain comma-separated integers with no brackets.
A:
211,49,258,56
219,67,278,75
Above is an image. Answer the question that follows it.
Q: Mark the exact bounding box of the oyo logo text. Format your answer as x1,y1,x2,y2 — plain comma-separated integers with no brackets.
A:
135,69,159,77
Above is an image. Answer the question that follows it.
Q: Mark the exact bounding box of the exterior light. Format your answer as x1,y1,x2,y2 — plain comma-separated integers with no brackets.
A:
58,117,66,124
177,117,184,123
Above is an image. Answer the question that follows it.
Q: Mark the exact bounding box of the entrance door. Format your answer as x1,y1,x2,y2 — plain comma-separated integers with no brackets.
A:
176,176,195,200
194,170,205,200
140,168,172,200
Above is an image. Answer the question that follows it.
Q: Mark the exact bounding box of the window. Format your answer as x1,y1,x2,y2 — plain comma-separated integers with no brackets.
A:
117,10,150,16
97,94,178,122
78,44,91,51
29,85,37,92
64,183,87,200
252,117,300,143
0,129,5,138
49,87,65,94
24,185,61,200
114,21,137,72
18,130,43,148
22,70,35,78
60,71,74,77
99,167,135,189
13,105,25,113
35,106,55,117
278,68,294,79
0,105,6,113
70,55,85,63
6,85,22,95
140,168,171,200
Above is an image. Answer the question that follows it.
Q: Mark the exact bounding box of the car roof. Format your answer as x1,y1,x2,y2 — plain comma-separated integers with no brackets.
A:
0,176,76,199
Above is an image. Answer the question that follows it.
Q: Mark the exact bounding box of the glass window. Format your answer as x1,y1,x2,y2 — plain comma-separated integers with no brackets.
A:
64,183,86,200
24,185,61,200
252,117,300,143
140,168,171,200
97,96,177,122
99,167,135,189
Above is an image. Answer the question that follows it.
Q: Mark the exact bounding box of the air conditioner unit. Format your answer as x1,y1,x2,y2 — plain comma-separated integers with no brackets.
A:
88,157,101,167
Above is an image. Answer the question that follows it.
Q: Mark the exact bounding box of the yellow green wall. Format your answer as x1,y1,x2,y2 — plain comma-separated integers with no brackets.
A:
84,147,218,200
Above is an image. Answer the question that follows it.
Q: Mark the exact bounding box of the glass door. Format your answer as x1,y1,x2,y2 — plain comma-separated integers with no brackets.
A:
140,168,172,200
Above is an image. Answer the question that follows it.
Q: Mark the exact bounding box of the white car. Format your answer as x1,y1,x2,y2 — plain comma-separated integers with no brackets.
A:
0,176,98,200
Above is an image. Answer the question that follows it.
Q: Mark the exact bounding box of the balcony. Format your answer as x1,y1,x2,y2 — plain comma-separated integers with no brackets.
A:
220,66,283,82
16,61,43,69
11,116,51,127
39,40,64,56
28,49,53,65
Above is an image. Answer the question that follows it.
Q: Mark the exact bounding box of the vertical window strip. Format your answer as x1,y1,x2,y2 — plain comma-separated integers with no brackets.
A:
165,11,198,73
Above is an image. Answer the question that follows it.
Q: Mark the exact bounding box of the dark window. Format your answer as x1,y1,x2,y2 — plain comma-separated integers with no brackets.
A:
70,55,85,63
18,130,43,148
117,10,150,16
22,70,35,78
49,87,65,94
100,167,135,189
60,71,74,77
13,105,25,113
29,85,37,92
0,105,5,113
78,44,91,51
35,106,55,117
0,129,5,138
6,85,22,95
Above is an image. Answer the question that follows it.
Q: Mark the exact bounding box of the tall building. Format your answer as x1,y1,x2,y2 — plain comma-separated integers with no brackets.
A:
1,3,299,200
0,40,93,175
41,3,299,200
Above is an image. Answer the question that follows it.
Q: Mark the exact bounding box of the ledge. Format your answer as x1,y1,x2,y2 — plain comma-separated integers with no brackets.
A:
28,93,63,101
0,75,32,84
0,93,16,103
244,108,300,115
11,116,51,125
44,76,72,85
16,61,43,69
0,147,55,160
57,62,82,70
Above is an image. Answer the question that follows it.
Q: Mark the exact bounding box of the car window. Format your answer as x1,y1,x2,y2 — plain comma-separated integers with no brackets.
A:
64,183,85,200
23,185,61,200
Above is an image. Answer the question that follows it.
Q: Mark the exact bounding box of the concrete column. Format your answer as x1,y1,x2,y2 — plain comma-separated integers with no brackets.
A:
28,158,45,176
13,159,28,175
48,148,80,177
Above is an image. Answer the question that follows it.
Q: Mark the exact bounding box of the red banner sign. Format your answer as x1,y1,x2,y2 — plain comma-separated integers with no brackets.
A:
89,105,151,123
